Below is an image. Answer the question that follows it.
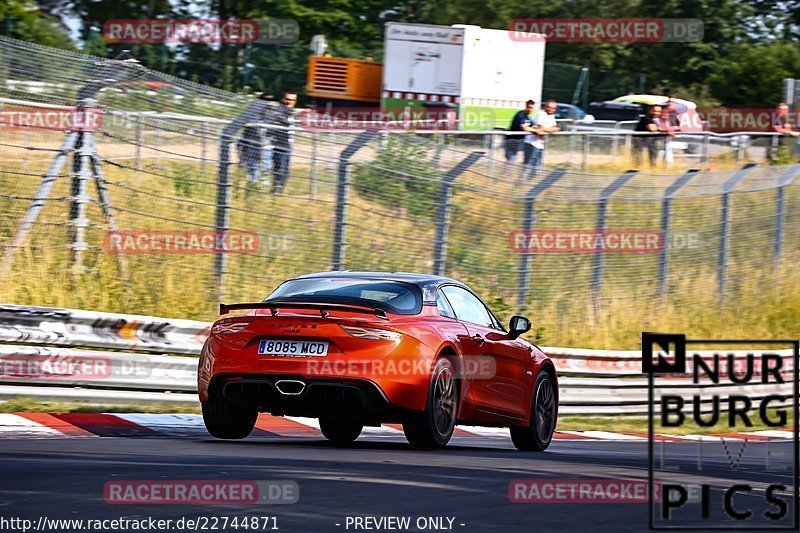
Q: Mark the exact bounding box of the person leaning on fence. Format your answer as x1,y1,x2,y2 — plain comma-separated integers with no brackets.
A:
237,92,274,185
268,91,297,194
772,103,799,163
505,100,537,164
633,105,666,168
527,99,560,170
661,97,681,167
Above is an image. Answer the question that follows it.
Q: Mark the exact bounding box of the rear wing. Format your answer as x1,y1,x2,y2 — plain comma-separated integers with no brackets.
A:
219,301,388,319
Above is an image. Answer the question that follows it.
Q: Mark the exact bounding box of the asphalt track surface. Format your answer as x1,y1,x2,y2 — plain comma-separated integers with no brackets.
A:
0,432,795,532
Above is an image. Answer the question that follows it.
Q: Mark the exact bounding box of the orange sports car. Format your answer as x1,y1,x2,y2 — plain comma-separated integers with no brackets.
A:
198,271,558,450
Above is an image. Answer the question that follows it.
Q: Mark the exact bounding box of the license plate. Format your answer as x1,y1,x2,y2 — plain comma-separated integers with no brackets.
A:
258,339,329,357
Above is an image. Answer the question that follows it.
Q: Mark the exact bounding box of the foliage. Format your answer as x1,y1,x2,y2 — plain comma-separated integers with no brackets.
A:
352,135,440,220
8,0,799,106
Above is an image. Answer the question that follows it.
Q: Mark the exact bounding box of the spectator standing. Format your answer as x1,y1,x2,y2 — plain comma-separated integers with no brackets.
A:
661,97,681,167
527,99,560,170
633,105,665,168
505,100,536,165
237,92,273,185
269,91,297,194
772,103,799,162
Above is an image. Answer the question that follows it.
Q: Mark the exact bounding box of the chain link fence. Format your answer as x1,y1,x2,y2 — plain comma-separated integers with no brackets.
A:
0,36,799,331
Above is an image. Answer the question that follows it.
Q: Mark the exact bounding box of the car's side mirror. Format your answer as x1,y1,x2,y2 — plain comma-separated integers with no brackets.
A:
508,315,531,340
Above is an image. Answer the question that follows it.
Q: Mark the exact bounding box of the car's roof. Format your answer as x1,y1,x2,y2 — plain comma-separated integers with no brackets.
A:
292,271,461,288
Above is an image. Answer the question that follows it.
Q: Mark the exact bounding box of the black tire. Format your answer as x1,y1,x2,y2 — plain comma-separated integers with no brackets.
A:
201,394,258,439
511,371,557,451
319,418,363,445
403,357,459,449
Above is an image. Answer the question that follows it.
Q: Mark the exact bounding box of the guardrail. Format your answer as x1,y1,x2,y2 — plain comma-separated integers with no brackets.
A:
0,304,794,415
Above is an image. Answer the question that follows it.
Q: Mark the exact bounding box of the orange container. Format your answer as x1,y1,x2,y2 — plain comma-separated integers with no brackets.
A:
306,56,382,104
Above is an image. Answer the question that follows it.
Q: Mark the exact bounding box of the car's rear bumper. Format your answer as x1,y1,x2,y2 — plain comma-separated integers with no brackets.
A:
198,335,436,412
208,374,413,423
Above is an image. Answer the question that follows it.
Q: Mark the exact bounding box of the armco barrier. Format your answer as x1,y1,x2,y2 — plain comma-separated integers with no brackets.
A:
0,304,794,415
0,304,209,354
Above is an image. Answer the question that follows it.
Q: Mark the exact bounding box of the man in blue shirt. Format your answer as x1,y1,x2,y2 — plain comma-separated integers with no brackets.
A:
505,100,537,164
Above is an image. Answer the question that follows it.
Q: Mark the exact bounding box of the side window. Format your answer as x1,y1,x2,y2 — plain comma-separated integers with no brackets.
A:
436,290,456,319
440,286,494,328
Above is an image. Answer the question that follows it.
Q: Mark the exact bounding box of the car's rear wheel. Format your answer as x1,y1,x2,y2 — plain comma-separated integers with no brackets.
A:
319,418,363,445
202,394,258,439
403,357,458,449
511,371,557,451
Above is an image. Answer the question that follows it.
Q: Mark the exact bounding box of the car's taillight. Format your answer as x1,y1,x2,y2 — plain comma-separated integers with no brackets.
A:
212,318,254,336
339,325,402,341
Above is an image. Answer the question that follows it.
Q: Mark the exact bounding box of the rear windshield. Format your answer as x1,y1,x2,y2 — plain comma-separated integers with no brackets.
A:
265,278,422,314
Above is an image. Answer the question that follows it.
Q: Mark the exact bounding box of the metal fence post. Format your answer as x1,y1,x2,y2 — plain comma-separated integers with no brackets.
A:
487,132,495,179
658,169,700,296
433,132,443,173
717,163,757,302
135,115,142,171
310,132,318,197
735,136,745,166
215,136,233,302
591,170,638,304
331,131,379,271
624,132,632,161
200,122,207,179
215,99,270,300
432,151,485,276
773,164,800,266
154,118,162,154
770,135,780,162
517,168,566,309
581,134,590,170
701,133,710,165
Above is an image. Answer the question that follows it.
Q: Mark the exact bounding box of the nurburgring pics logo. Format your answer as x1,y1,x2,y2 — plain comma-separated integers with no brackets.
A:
509,18,704,42
644,332,799,529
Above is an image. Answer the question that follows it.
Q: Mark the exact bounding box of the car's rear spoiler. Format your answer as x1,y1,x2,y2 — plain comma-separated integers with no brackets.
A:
219,301,389,319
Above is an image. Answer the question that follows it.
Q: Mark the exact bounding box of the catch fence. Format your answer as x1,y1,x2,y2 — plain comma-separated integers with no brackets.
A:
0,37,799,324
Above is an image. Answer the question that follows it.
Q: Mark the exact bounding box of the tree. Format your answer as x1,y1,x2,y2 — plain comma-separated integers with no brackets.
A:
0,0,75,49
710,41,800,106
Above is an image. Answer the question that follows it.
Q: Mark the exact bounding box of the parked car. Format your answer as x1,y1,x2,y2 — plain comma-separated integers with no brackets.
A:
587,100,643,123
555,103,587,121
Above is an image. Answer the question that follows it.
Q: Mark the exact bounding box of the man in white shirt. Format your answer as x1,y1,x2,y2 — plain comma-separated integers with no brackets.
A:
526,100,560,170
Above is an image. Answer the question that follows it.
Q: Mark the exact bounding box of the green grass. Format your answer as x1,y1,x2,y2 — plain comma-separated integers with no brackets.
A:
0,397,200,414
558,412,793,435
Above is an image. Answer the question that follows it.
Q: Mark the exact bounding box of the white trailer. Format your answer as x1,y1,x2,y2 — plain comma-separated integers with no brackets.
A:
381,23,546,128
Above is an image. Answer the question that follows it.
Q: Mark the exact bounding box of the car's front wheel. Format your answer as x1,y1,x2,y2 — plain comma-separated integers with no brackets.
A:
403,357,459,449
202,394,258,439
511,371,557,451
319,418,363,445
